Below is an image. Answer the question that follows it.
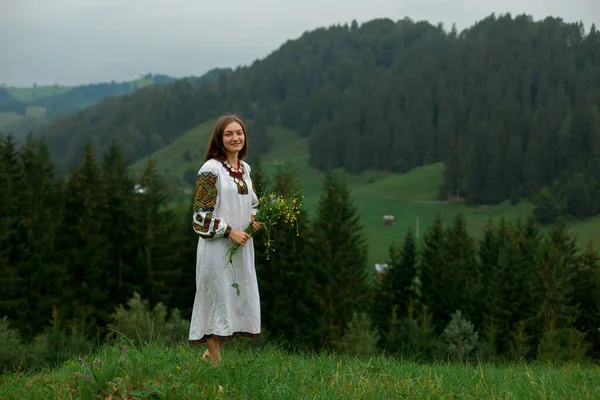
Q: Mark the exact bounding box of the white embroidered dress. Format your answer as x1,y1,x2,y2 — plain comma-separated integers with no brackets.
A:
189,159,261,344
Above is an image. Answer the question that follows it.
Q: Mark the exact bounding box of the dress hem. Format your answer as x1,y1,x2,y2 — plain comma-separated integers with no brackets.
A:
189,331,260,345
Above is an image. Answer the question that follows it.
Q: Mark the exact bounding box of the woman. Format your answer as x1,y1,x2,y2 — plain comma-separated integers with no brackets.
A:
189,114,262,365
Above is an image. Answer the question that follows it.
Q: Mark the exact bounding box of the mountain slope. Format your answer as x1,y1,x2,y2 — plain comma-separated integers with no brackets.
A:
27,74,177,117
133,120,600,268
32,69,231,172
0,88,26,114
130,119,305,188
34,15,600,208
0,74,180,141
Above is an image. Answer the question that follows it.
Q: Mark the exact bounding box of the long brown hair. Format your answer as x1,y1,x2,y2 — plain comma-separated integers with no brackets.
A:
204,114,249,162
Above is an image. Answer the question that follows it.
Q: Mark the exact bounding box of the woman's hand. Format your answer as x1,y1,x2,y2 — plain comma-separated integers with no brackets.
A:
229,229,251,246
252,220,263,232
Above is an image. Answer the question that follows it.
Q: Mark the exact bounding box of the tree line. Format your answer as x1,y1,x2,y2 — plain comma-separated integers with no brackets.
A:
31,14,600,223
1,133,598,372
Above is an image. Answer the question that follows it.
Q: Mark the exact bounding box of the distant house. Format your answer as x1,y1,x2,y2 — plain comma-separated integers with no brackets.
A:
383,215,395,226
375,264,391,274
134,184,148,195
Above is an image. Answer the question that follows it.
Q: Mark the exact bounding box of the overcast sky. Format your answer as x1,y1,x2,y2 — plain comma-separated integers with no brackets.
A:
1,0,598,87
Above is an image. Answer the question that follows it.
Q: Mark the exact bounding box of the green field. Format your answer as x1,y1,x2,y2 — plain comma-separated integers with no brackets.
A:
1,343,598,399
5,76,156,102
132,122,600,269
5,85,72,101
0,112,25,130
0,107,47,131
131,119,217,183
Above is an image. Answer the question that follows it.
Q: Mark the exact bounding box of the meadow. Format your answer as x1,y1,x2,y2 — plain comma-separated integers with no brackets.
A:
5,85,73,101
131,121,600,268
0,112,25,130
1,342,598,399
4,76,157,101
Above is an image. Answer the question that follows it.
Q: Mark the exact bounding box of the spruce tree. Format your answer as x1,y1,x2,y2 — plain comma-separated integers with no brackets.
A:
373,243,399,344
60,143,112,336
572,243,600,358
534,223,584,360
102,141,136,306
167,199,197,316
131,157,179,307
0,135,25,327
373,230,418,345
418,214,445,331
441,214,478,324
475,218,511,356
490,218,542,358
311,172,369,348
13,136,64,339
542,223,579,329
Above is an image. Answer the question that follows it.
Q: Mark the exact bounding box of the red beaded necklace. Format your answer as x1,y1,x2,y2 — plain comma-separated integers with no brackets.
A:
222,160,244,184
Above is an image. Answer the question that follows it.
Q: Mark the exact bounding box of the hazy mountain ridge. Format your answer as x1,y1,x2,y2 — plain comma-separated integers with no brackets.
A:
0,73,179,138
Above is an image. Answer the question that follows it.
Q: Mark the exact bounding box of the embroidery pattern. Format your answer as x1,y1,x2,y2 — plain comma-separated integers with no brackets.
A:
193,213,220,239
194,171,218,211
238,178,249,195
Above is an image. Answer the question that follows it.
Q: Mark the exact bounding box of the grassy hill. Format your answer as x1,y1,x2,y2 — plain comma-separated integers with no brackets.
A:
0,112,25,130
0,107,50,134
4,76,157,102
131,122,600,269
1,343,598,398
4,84,73,101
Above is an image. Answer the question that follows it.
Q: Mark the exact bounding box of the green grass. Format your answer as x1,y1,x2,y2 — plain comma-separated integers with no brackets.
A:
1,343,598,399
5,77,155,103
130,118,217,184
0,112,26,130
0,107,47,132
25,106,47,118
131,77,155,88
5,85,72,101
133,122,600,269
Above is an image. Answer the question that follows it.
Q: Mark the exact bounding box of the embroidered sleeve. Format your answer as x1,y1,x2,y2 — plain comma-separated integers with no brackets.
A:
192,164,229,240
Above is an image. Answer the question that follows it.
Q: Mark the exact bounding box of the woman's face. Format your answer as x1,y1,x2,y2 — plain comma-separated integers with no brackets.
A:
222,121,245,156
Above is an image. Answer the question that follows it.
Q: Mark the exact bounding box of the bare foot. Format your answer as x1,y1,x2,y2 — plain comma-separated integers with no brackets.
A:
202,349,211,364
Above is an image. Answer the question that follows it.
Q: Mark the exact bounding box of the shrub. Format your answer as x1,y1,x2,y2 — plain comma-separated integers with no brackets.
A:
28,323,89,370
439,310,479,362
107,292,190,345
537,327,590,363
335,312,380,358
0,317,27,373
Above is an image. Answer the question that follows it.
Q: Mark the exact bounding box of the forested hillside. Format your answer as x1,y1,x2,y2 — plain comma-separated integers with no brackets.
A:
26,74,177,117
0,74,180,140
2,133,599,371
0,88,26,114
33,14,600,221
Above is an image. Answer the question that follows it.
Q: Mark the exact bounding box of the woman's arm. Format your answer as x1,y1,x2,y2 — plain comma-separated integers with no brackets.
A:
192,163,231,240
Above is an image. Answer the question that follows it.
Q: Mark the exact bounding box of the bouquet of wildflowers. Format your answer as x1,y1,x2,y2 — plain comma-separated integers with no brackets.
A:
225,192,303,295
